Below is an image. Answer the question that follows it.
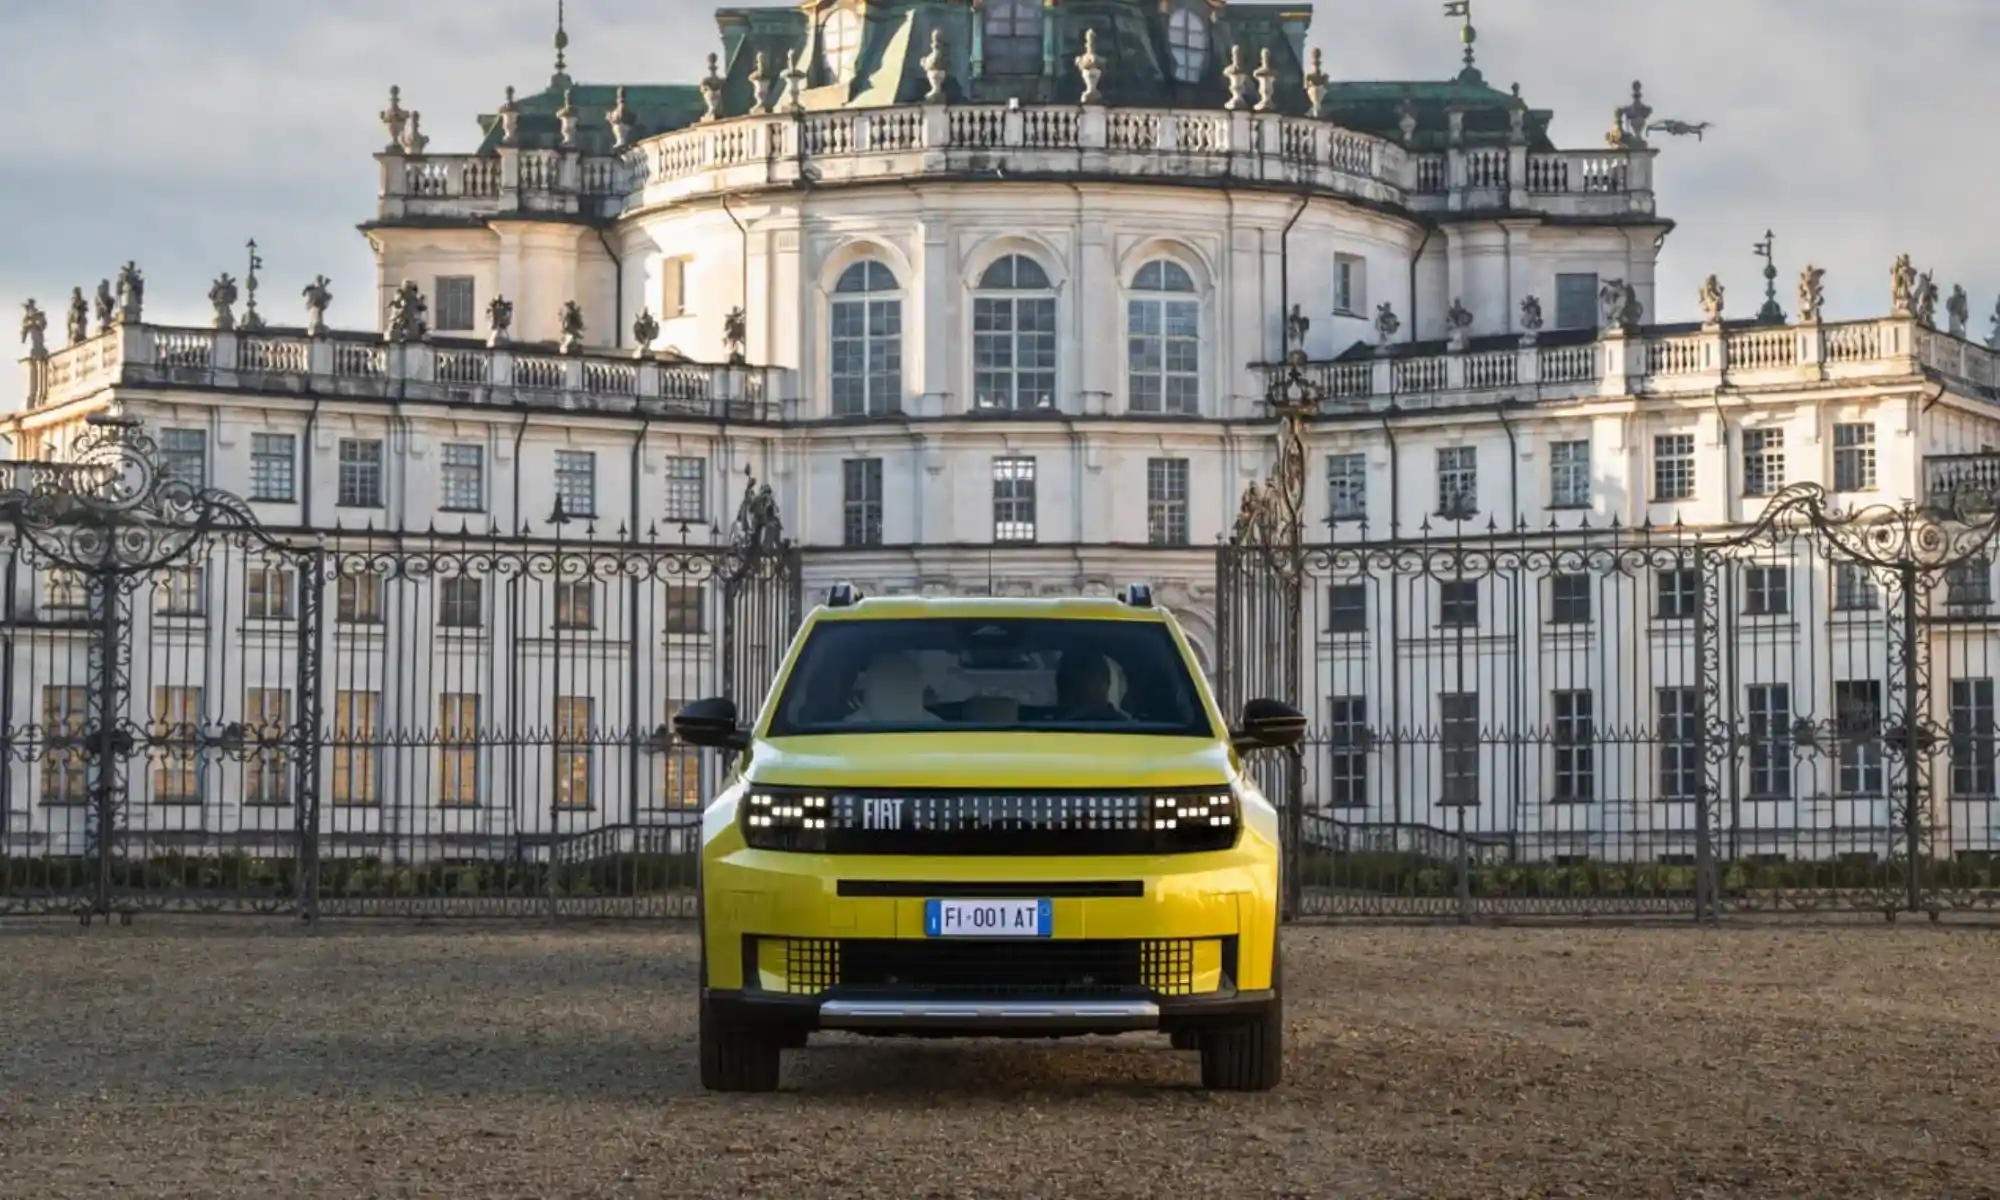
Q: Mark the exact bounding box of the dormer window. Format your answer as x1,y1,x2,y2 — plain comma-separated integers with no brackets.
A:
822,7,862,81
983,0,1044,75
1167,8,1208,83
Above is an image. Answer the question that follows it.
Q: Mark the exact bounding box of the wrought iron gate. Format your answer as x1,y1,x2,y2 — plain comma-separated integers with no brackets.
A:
0,416,802,922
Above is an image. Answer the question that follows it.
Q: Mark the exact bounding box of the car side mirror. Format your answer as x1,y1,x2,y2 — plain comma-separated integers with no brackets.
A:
1231,698,1307,754
673,697,751,752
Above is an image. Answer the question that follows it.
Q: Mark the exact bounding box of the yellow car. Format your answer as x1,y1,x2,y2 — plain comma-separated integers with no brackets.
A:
673,583,1305,1092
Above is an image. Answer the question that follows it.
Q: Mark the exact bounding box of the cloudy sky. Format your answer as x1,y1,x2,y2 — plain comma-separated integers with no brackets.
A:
4,0,1997,409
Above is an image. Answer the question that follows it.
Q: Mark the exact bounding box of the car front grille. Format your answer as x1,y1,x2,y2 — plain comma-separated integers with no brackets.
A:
811,790,1238,856
765,937,1215,998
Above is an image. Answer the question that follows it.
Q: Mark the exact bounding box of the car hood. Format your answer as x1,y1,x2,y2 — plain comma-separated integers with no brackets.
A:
744,733,1234,791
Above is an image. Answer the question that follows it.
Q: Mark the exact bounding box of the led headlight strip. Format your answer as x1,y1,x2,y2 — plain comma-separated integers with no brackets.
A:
742,790,830,851
1148,792,1236,833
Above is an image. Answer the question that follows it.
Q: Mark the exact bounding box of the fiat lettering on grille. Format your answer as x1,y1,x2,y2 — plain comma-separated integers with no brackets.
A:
862,796,903,831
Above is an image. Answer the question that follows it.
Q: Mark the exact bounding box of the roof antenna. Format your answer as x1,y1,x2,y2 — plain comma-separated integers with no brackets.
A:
553,0,571,86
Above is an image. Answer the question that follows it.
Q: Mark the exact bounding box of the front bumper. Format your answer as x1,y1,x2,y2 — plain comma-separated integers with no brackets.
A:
706,985,1278,1037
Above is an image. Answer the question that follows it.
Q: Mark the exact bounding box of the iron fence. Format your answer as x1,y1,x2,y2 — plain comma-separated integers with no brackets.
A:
0,417,800,922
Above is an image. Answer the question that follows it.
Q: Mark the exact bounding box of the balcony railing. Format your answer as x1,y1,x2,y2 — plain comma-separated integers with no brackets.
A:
375,103,1655,224
1925,453,2000,510
19,324,784,420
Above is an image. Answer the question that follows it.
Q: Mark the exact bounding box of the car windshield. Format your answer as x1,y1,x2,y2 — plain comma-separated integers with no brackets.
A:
765,617,1215,737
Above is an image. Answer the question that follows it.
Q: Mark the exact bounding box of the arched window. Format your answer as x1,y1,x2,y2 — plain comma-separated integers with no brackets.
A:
1167,8,1208,83
973,255,1057,411
1127,259,1199,414
831,260,902,417
822,8,862,81
982,0,1045,75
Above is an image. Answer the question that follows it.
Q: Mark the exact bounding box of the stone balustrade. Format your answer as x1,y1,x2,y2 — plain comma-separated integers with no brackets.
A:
1256,316,1956,414
374,102,1655,223
19,324,783,421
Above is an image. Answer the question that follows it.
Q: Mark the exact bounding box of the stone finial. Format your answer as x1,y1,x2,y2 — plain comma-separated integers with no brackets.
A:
1798,265,1826,324
1508,104,1527,145
386,280,429,344
699,54,725,123
557,88,580,148
380,85,410,152
1948,284,1970,338
1698,274,1725,326
1223,45,1250,111
632,308,660,357
559,300,585,354
921,30,950,104
1373,301,1401,346
65,288,88,346
302,275,333,336
1075,29,1105,105
402,111,429,156
1912,270,1940,328
724,307,747,364
93,280,114,334
498,85,522,146
1519,294,1545,335
779,49,807,113
1397,98,1419,146
748,52,775,115
1446,106,1466,146
1285,304,1310,356
1304,48,1330,119
208,274,240,331
1988,297,2000,351
1445,298,1473,351
1614,79,1651,148
19,299,48,359
608,86,636,148
486,295,515,347
1599,278,1642,335
1890,253,1917,316
114,261,144,324
1252,47,1278,113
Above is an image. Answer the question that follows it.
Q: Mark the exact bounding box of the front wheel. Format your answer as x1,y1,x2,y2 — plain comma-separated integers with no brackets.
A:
698,994,782,1092
1198,944,1283,1091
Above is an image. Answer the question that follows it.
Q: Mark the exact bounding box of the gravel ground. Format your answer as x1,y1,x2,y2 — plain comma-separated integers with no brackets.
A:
1,920,1997,1199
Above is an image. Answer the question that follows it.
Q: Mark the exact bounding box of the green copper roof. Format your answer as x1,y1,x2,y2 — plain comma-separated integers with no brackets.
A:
472,79,707,155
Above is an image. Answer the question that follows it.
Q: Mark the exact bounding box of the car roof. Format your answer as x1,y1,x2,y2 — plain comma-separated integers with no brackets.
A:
809,596,1170,623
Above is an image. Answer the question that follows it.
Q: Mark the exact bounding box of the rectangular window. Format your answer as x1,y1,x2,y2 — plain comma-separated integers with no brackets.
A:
1653,433,1695,502
159,428,207,488
1146,458,1190,547
40,686,88,806
1833,423,1877,493
338,438,385,508
1743,428,1785,497
1950,678,1996,799
993,456,1037,542
336,575,385,625
1656,567,1699,620
249,433,296,502
1833,563,1879,612
554,696,594,810
662,456,706,523
1550,573,1592,625
1436,447,1476,518
1327,696,1368,808
1834,680,1884,797
1948,558,1993,608
1555,272,1599,331
665,585,706,635
1746,683,1792,799
438,693,480,808
842,458,884,548
1438,580,1478,628
1656,686,1700,801
1549,440,1591,508
438,577,483,629
555,581,594,630
154,567,205,617
1439,693,1479,806
1334,254,1367,316
1327,452,1367,523
435,276,475,332
663,258,690,318
151,686,203,805
554,450,596,519
1552,690,1595,802
244,687,290,806
439,443,484,512
245,567,295,620
332,691,380,806
1743,565,1789,616
1327,583,1367,634
1126,296,1200,415
660,699,703,810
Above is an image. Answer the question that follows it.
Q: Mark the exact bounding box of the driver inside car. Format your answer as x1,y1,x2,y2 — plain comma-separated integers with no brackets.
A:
845,650,942,725
1054,650,1128,722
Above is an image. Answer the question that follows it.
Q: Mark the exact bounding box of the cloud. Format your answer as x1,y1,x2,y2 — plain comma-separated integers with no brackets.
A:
5,0,1997,410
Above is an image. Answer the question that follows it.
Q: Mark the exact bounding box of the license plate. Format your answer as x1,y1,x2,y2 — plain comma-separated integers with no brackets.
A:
924,898,1053,938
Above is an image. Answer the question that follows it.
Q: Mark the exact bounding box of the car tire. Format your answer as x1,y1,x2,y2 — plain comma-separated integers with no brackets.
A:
1198,940,1283,1092
699,993,783,1093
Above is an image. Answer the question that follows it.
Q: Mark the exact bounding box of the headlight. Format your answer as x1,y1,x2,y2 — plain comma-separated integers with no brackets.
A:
1148,792,1238,849
742,790,829,851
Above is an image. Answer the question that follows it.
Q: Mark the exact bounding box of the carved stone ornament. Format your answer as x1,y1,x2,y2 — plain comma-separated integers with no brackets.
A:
1913,271,1940,328
559,300,586,354
1074,30,1105,105
1304,48,1330,119
1617,80,1652,148
1397,99,1418,146
1698,274,1725,326
208,274,240,331
608,86,636,148
380,85,409,152
1508,104,1527,145
1223,45,1250,111
65,288,89,346
1948,284,1970,338
699,54,725,123
557,89,580,148
1890,253,1917,316
1797,265,1826,324
1373,301,1401,346
486,295,515,347
723,306,748,364
1253,47,1278,113
1519,294,1545,335
302,275,333,336
401,111,429,156
1284,304,1310,356
1599,277,1642,334
93,280,114,334
19,299,48,359
922,31,950,103
1989,297,2000,351
780,49,807,113
632,308,660,356
1445,298,1473,351
498,85,522,146
748,52,775,115
386,280,429,344
114,261,144,324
